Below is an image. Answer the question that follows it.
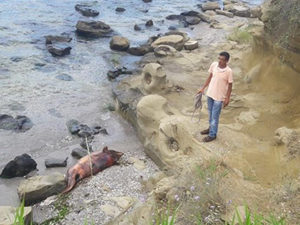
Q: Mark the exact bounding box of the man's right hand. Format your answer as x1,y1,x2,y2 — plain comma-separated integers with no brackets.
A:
197,88,205,94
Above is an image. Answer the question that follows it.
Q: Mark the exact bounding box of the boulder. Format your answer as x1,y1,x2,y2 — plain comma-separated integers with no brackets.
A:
230,5,251,17
0,206,32,225
18,172,66,206
165,30,189,42
141,63,167,94
151,35,184,51
110,36,130,51
127,46,152,56
0,154,37,178
71,148,88,159
145,20,153,26
184,40,198,50
47,44,72,57
75,4,99,17
215,9,234,18
201,2,220,11
197,12,215,23
0,114,33,132
45,157,68,168
186,17,201,25
76,20,112,38
154,45,178,57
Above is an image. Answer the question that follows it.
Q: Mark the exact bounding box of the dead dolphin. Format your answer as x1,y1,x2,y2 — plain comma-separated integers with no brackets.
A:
61,146,123,194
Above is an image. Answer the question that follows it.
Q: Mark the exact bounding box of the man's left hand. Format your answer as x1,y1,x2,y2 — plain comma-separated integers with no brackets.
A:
223,98,230,108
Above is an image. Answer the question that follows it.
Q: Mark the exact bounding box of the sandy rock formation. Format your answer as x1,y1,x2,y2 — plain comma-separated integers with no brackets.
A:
184,40,199,50
151,35,184,51
154,45,178,57
201,2,221,12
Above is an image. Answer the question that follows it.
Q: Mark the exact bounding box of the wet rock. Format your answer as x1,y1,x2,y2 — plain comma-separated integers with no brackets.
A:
66,119,80,134
77,124,94,137
145,20,153,27
127,45,152,56
55,74,74,81
0,206,32,225
110,36,130,51
215,9,234,18
197,12,215,23
166,14,185,21
99,128,109,135
18,172,66,206
45,158,68,168
107,67,133,80
168,26,177,30
134,24,142,31
80,138,93,150
141,9,148,13
45,35,72,44
71,148,88,159
186,17,201,25
75,4,99,17
154,45,178,57
116,7,126,12
142,0,152,2
0,154,37,178
151,35,184,51
184,40,198,50
0,114,33,131
47,44,72,57
10,56,23,62
201,2,221,11
76,20,112,38
180,11,199,17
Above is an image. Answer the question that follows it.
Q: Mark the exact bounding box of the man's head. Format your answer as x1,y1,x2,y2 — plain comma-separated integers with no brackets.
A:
218,51,230,67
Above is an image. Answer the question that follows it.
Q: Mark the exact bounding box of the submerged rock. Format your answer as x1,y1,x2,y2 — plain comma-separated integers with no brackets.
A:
18,172,66,206
116,7,126,12
75,4,99,17
0,114,33,132
145,20,153,26
45,35,72,44
47,44,72,57
0,154,37,178
55,74,74,81
127,46,152,56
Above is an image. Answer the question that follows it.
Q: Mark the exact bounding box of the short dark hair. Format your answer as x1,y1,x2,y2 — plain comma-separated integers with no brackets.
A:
219,52,230,61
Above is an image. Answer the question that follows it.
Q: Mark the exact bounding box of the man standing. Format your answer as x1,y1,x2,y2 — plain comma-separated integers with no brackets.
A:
197,52,233,142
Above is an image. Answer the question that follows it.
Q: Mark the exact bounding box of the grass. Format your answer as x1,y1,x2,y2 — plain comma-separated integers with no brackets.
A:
13,198,32,225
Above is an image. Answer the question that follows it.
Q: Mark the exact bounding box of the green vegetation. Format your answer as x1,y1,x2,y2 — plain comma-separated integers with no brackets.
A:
13,198,32,225
227,28,253,44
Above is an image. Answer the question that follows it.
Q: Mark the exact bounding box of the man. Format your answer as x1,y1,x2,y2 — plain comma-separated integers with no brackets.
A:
197,52,233,142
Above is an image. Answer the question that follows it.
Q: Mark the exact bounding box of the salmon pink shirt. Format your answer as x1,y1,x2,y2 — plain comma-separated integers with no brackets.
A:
206,62,233,101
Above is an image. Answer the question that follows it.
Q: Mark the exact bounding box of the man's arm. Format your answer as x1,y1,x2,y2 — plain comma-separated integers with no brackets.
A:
223,83,232,108
197,73,212,94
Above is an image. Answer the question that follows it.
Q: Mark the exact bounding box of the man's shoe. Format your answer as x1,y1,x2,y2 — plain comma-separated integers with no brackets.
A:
202,136,216,142
200,128,209,135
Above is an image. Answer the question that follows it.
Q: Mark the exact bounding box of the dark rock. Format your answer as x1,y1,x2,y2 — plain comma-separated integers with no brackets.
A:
166,14,186,21
77,124,94,137
75,4,99,17
45,158,68,168
0,154,37,178
147,36,159,45
127,46,152,56
15,116,33,131
47,45,72,57
168,26,177,30
181,11,199,17
66,119,80,134
99,128,109,135
134,24,142,31
109,36,130,51
55,74,74,81
0,114,33,132
186,17,201,25
107,67,133,80
10,57,24,62
142,0,152,2
71,148,88,159
116,7,126,12
45,35,72,45
145,20,153,26
179,20,189,28
141,9,148,13
76,20,112,38
80,138,93,150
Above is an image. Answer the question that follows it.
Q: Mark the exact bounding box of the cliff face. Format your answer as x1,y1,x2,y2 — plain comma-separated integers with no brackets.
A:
255,0,300,72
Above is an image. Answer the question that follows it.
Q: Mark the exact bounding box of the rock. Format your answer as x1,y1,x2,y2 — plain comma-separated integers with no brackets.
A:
134,24,142,31
0,206,32,225
80,138,93,150
45,35,72,44
100,205,120,217
107,67,133,80
154,45,178,57
141,63,167,94
110,36,130,51
77,124,94,137
66,119,80,134
151,35,184,51
186,17,201,25
274,127,296,145
76,20,112,38
197,12,215,23
244,63,261,83
154,177,175,199
201,2,220,11
55,74,74,81
215,9,234,18
142,0,152,2
224,0,232,5
166,14,185,21
250,7,262,18
184,40,198,50
71,148,88,159
145,20,153,27
47,44,72,57
0,114,33,131
45,157,68,168
127,46,152,56
109,196,135,209
129,157,146,170
180,11,199,17
236,110,260,125
230,5,251,17
205,10,217,17
165,30,189,42
18,172,66,206
168,26,177,30
0,154,37,178
75,4,99,17
115,7,126,12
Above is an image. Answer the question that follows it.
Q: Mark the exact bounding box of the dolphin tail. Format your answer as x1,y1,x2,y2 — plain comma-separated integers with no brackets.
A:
61,169,79,194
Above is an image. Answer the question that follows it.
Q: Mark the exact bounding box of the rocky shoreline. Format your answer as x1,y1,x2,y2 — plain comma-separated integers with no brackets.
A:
2,0,300,224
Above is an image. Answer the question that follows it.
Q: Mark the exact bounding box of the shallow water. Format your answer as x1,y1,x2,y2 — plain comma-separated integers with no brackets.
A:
0,0,264,206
